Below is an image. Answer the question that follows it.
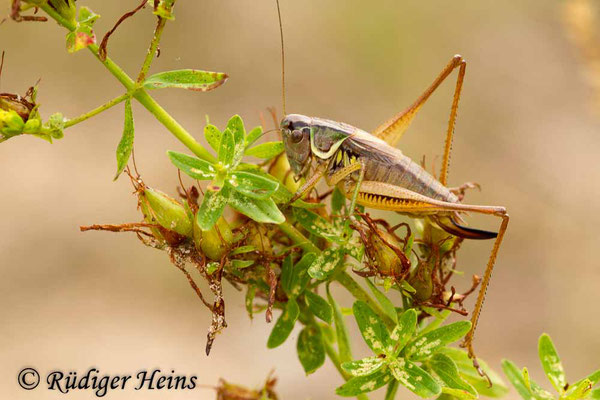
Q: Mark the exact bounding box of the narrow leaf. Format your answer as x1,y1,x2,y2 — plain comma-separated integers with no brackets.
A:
341,356,386,377
404,321,471,361
308,248,344,280
429,353,477,397
245,126,263,147
327,285,352,364
389,358,441,398
245,285,255,320
267,299,299,348
228,191,285,224
336,368,393,397
280,255,294,296
353,301,392,355
228,171,279,199
167,150,216,180
197,186,229,230
390,309,417,355
288,253,317,298
365,278,398,324
564,379,594,400
245,141,284,159
226,115,245,167
538,333,567,393
114,99,134,180
218,128,235,166
297,325,326,375
331,186,346,214
204,124,222,152
293,208,343,243
439,348,508,398
501,359,534,400
143,69,228,91
304,291,333,324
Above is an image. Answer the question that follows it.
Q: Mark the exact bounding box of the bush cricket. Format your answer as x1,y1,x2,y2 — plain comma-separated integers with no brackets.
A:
274,1,509,379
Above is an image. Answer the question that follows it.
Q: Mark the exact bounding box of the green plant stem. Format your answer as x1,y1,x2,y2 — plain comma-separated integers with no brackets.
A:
279,221,395,329
138,17,167,82
38,3,216,163
64,93,129,128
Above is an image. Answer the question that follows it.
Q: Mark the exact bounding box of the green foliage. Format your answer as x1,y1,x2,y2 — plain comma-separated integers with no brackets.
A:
66,6,99,53
168,115,285,230
143,70,228,92
502,334,600,400
114,98,134,180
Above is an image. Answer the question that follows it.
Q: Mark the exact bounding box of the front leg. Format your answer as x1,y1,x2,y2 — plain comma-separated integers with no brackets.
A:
290,162,328,203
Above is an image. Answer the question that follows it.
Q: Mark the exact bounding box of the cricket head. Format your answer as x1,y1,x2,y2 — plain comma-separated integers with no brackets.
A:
280,114,313,177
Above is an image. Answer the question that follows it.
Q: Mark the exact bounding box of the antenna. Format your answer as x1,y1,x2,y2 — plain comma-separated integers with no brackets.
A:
275,0,286,116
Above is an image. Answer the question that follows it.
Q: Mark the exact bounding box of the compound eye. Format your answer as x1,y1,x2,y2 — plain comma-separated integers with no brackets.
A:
291,129,304,144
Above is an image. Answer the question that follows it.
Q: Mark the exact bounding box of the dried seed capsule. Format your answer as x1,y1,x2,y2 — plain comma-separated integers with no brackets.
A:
408,259,434,301
369,229,407,280
193,216,233,261
142,187,193,237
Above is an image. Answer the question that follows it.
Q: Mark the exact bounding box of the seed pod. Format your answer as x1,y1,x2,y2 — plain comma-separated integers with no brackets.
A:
268,153,300,194
369,229,407,280
142,187,193,237
0,94,34,121
193,216,233,261
216,377,278,400
0,109,25,137
408,258,434,301
244,222,272,255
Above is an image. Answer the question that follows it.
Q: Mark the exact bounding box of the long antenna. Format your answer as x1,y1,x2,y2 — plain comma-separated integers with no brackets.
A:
275,0,286,116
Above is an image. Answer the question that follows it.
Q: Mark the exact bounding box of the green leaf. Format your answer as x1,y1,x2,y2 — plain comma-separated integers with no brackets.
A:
336,368,393,397
114,98,134,180
331,186,346,214
226,115,245,167
327,285,352,364
167,151,216,180
228,171,279,199
342,356,386,377
297,325,325,375
231,259,254,269
304,291,333,324
228,191,285,224
538,333,567,393
143,70,228,91
288,253,317,298
293,208,343,243
245,141,285,159
245,126,263,147
389,358,442,398
439,348,508,398
78,6,99,25
429,353,477,397
522,367,554,400
590,388,600,400
245,285,255,319
352,301,392,355
308,248,344,280
404,321,471,361
66,7,98,53
197,186,230,230
280,255,294,296
229,245,257,256
267,299,299,349
441,388,477,400
501,359,534,400
218,128,235,166
572,370,600,392
564,379,594,400
204,124,222,152
390,309,417,355
365,278,398,324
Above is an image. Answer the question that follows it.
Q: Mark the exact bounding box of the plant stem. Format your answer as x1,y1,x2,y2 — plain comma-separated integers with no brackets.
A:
138,17,167,82
38,3,216,163
64,93,129,128
278,221,320,254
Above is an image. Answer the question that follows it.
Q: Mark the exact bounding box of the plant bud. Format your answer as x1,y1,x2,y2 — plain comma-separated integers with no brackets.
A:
244,223,272,255
268,153,300,194
0,94,33,121
142,187,193,237
193,216,233,261
0,109,25,137
369,229,405,279
408,259,434,301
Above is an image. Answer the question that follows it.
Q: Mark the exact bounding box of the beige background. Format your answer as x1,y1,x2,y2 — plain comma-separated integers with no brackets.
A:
1,0,599,399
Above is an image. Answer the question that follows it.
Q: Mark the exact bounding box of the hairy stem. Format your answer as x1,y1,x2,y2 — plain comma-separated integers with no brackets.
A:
64,93,129,128
138,17,167,82
38,3,216,163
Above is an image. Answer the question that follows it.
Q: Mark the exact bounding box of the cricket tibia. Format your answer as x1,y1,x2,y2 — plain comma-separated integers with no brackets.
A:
431,213,498,240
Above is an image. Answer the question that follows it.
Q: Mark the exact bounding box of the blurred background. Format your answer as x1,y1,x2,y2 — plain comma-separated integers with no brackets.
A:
1,0,600,398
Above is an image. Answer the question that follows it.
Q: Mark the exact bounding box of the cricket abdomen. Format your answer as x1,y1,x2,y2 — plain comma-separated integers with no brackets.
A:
337,131,457,203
